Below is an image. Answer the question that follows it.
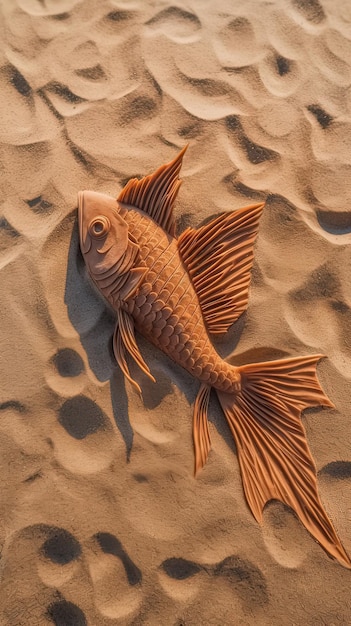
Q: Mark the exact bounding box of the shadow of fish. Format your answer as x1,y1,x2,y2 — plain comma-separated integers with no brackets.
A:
78,146,350,569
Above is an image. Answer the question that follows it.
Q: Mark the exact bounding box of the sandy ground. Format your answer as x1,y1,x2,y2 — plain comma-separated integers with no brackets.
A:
0,0,351,624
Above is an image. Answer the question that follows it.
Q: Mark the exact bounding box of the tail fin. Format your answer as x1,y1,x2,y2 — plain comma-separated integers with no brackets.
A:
216,355,351,569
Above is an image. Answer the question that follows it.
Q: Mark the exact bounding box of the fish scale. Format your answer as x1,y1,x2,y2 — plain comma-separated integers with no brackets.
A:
124,208,234,391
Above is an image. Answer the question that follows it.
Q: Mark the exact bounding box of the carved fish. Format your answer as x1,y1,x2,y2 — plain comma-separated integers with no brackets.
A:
78,146,350,568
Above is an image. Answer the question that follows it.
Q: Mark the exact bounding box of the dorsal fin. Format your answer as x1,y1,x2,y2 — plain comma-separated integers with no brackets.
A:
117,146,188,236
177,203,264,335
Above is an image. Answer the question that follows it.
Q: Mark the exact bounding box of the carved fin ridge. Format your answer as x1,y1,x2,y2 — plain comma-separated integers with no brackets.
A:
113,310,155,393
117,146,188,235
177,203,264,335
193,384,211,476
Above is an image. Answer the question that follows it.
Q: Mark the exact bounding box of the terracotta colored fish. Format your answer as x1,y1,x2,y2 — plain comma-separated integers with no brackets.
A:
78,147,350,569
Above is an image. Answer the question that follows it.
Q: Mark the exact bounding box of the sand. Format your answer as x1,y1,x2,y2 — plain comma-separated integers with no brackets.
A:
0,0,351,623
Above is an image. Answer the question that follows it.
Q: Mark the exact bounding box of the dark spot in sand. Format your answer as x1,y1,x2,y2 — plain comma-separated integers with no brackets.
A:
223,174,265,201
9,67,31,97
178,122,201,138
26,195,53,214
75,65,106,81
129,95,158,121
241,136,277,164
47,599,87,626
95,532,142,585
276,56,290,76
0,400,26,412
316,209,351,235
23,470,42,483
0,217,20,238
215,555,268,606
162,557,202,580
42,528,81,565
53,349,84,378
292,0,325,23
225,115,241,133
58,395,107,439
47,82,84,104
50,13,70,21
68,141,92,170
133,473,148,483
320,461,351,480
106,10,131,22
330,300,349,314
307,105,333,129
188,77,227,97
225,116,277,164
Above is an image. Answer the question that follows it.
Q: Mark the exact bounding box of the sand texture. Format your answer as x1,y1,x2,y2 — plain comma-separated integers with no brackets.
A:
1,0,351,624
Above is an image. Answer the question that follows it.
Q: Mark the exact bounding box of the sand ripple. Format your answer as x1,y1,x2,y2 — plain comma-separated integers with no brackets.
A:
1,0,351,623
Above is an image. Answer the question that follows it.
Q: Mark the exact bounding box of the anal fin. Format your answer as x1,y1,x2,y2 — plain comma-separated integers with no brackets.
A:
113,309,156,393
193,383,211,475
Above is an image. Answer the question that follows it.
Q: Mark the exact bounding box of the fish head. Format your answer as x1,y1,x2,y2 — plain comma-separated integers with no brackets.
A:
78,190,129,276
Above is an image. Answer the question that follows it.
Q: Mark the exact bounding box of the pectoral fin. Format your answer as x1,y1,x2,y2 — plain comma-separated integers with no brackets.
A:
118,267,147,302
113,310,156,393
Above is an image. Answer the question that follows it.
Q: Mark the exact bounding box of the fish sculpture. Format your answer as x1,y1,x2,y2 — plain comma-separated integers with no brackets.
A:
78,146,350,568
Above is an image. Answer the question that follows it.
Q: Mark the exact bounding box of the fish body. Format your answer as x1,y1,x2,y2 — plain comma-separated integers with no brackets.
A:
78,147,351,569
120,207,238,392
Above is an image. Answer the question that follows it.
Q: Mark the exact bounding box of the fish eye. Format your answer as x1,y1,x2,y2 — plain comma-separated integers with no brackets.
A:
89,215,111,238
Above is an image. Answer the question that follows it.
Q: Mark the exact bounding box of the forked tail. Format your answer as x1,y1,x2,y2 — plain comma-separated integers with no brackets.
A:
216,355,351,569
